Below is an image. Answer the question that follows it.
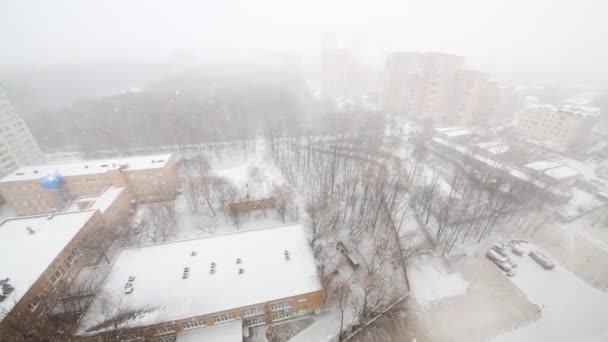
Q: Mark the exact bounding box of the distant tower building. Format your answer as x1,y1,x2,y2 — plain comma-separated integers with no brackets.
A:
320,32,338,52
0,88,43,176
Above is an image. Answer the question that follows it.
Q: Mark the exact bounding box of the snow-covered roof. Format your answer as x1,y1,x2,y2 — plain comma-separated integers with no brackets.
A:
434,127,472,138
0,154,172,182
559,104,600,118
544,166,581,181
525,161,561,171
524,161,581,181
525,103,600,118
432,138,569,199
476,141,509,155
0,210,97,321
176,320,243,342
65,186,126,214
76,223,322,334
435,126,464,133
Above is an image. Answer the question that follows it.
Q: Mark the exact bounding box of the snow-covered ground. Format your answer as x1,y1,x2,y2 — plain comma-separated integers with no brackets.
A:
408,259,468,304
490,243,608,342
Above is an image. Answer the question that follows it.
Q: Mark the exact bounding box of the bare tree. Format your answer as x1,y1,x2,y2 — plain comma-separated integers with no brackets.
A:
272,183,294,223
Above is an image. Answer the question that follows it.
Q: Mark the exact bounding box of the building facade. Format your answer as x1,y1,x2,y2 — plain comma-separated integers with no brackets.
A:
0,154,178,215
515,104,599,147
0,89,43,176
382,52,513,125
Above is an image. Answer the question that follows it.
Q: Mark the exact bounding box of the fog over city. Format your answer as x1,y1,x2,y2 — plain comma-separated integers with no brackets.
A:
1,1,608,342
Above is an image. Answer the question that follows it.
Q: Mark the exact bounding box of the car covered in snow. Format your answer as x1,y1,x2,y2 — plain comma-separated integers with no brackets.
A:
486,249,515,276
511,243,525,256
491,243,509,258
529,250,555,270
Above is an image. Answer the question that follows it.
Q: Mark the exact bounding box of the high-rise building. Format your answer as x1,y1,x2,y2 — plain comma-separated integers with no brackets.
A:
0,88,43,176
383,52,465,123
382,52,513,125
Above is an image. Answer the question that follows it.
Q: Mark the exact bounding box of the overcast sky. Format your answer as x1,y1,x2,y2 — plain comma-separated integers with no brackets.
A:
1,0,606,85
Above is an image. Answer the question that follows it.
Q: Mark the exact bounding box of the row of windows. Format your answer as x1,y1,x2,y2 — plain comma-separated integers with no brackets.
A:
151,335,176,342
154,325,176,335
242,306,265,317
272,311,292,322
271,300,293,312
213,312,236,323
47,248,80,288
181,318,205,330
244,316,265,327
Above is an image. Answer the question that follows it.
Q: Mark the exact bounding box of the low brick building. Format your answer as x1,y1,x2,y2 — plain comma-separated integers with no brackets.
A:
0,154,178,216
0,210,106,339
75,223,324,341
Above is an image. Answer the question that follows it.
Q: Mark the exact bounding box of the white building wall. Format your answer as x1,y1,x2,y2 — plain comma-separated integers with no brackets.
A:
0,88,43,176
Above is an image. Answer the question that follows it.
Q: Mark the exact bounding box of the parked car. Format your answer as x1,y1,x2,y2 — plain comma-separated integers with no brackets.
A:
487,249,514,276
487,249,508,264
511,243,525,256
491,243,508,258
529,250,555,270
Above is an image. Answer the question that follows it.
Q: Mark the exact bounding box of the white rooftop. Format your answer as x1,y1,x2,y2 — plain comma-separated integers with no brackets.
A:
0,210,97,321
176,320,243,342
0,154,172,182
524,161,581,181
65,186,126,214
76,223,322,334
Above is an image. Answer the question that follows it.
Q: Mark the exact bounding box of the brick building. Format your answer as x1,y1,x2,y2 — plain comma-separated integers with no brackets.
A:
0,210,107,339
0,153,178,215
75,223,324,341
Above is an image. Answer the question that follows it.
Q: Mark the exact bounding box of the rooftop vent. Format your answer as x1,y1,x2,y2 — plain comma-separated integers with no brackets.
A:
236,258,242,264
183,267,190,279
210,262,216,275
191,251,198,257
238,268,245,275
25,226,36,235
46,214,54,220
284,250,290,261
84,165,88,169
124,276,135,294
156,159,165,163
33,170,38,174
2,283,15,295
100,164,109,167
15,172,24,176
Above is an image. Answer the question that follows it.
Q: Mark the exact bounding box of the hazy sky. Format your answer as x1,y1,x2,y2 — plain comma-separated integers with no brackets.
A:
1,0,606,84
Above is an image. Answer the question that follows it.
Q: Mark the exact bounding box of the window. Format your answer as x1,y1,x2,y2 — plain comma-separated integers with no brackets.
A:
213,312,236,323
181,318,205,330
66,249,80,267
272,311,292,322
29,297,41,312
48,265,68,287
244,316,265,327
154,325,175,335
271,301,292,312
151,335,176,342
242,306,264,317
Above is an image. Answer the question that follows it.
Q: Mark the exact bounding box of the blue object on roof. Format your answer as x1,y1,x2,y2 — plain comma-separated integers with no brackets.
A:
39,172,63,189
